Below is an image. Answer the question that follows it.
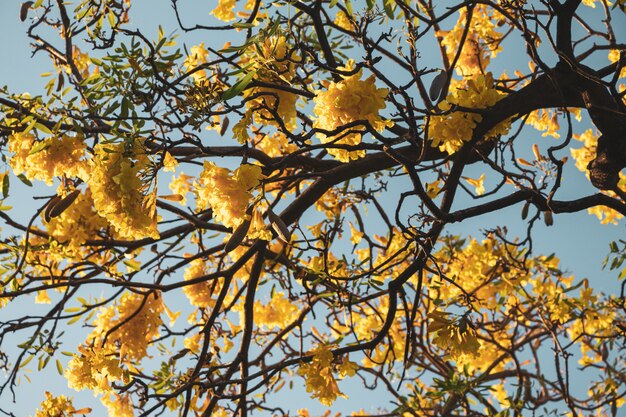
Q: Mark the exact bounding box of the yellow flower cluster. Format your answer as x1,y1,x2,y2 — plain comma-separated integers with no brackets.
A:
313,60,392,162
297,344,356,406
182,258,221,308
195,162,263,229
427,310,481,359
211,0,236,21
33,392,84,417
244,36,300,132
45,189,109,248
428,73,510,154
183,43,210,82
570,129,624,224
65,345,125,394
100,392,134,417
8,133,87,185
169,172,194,205
334,10,354,31
87,141,159,239
428,237,526,310
437,5,504,76
252,291,299,329
89,291,164,361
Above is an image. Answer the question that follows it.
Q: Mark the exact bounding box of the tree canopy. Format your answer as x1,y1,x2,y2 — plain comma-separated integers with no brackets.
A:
0,0,625,416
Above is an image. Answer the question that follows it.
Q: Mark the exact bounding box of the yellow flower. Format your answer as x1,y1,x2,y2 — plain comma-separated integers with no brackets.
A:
87,141,159,239
33,392,87,417
313,60,393,162
243,36,300,131
8,133,87,185
427,310,481,359
428,73,510,154
182,258,221,308
464,173,486,195
169,172,194,205
65,345,125,394
183,43,210,82
211,0,236,21
195,162,263,229
298,344,355,406
334,10,354,31
437,5,504,76
252,292,299,329
89,291,164,361
101,392,134,417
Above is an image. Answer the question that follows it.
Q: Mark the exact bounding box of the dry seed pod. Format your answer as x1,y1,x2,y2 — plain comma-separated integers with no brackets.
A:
429,71,448,102
157,194,184,202
267,209,291,243
521,201,530,220
48,189,81,219
219,116,230,136
20,2,34,22
224,219,251,253
43,194,63,223
516,157,534,167
543,210,554,226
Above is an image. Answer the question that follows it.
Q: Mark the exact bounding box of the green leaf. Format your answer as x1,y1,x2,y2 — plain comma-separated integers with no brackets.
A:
383,0,395,19
34,123,52,135
28,141,50,155
17,174,33,187
56,359,63,375
0,205,13,211
232,22,255,29
221,70,256,101
2,173,9,199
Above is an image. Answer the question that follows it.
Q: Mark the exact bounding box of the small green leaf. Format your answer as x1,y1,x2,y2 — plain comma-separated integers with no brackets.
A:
232,22,255,29
28,141,50,155
34,123,52,134
2,172,9,199
56,359,63,375
221,70,256,101
17,174,32,187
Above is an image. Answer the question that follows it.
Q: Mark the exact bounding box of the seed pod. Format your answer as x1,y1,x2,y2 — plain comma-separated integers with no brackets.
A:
521,201,530,220
219,116,230,136
516,157,534,167
267,209,291,243
532,144,542,161
43,194,63,223
20,2,34,22
224,219,251,253
543,210,554,226
48,189,80,219
157,194,184,202
429,70,448,102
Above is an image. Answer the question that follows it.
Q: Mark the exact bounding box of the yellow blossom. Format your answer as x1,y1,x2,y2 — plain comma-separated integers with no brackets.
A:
8,133,87,185
195,162,263,229
464,173,486,195
87,141,159,239
437,5,504,76
33,392,87,417
252,292,299,329
211,0,235,21
182,258,222,308
89,291,164,361
313,60,393,162
183,43,210,82
428,73,510,154
298,344,355,406
243,36,300,131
